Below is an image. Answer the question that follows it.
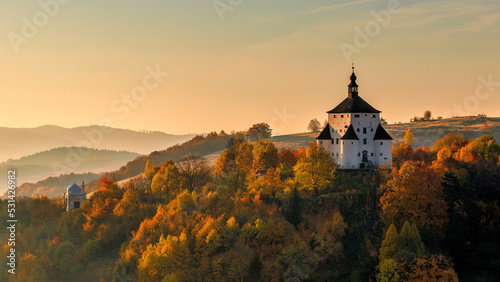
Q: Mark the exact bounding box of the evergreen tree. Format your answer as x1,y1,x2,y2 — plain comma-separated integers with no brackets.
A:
285,187,302,227
379,224,399,261
398,221,425,256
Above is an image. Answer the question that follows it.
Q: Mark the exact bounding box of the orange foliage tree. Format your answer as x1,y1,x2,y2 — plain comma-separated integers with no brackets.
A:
380,161,448,236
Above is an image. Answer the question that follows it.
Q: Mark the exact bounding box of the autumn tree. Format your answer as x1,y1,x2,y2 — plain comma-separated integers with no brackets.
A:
313,210,346,265
307,118,321,132
252,141,279,172
177,154,211,193
380,161,448,236
16,253,49,282
404,128,414,147
294,142,336,195
424,110,432,121
215,137,254,193
247,123,272,141
278,149,298,179
151,160,182,201
144,158,160,182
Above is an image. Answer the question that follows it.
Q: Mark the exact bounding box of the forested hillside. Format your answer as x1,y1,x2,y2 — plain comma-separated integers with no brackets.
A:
1,132,499,281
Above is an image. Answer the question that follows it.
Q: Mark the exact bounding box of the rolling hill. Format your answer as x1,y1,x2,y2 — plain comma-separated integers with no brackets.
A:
0,147,141,195
0,125,196,162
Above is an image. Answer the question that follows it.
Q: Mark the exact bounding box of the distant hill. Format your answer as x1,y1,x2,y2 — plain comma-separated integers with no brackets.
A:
0,125,196,162
6,132,238,198
10,172,101,198
0,147,141,194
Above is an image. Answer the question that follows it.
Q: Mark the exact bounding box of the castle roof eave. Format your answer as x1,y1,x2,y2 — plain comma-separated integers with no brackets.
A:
327,95,381,114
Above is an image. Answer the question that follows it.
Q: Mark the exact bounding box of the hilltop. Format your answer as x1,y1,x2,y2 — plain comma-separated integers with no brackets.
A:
0,125,195,162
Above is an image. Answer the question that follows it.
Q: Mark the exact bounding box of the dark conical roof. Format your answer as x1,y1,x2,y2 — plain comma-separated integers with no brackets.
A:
316,124,333,140
341,124,359,140
373,124,393,140
327,95,381,113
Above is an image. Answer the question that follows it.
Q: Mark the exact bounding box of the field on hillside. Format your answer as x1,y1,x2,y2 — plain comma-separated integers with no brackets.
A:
386,116,500,148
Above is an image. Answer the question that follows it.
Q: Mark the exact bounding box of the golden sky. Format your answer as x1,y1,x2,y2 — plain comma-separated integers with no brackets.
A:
1,0,499,135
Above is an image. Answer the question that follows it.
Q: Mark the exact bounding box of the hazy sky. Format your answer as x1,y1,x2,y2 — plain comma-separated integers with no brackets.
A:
1,0,499,135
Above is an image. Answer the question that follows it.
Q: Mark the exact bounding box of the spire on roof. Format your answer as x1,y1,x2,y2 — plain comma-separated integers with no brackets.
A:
348,65,358,98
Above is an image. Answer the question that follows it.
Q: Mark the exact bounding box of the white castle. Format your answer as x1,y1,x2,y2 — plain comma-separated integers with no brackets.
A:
317,68,392,169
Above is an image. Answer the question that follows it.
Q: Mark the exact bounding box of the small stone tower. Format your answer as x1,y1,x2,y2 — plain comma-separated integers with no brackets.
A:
63,182,87,211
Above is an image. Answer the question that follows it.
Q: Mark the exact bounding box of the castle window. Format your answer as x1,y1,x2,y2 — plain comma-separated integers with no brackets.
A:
333,115,337,118
347,114,349,118
336,153,338,157
371,128,373,132
357,128,360,132
371,115,376,118
341,115,344,118
339,129,342,133
332,153,334,156
380,153,383,156
336,138,339,144
354,114,360,118
319,141,322,145
358,153,360,157
371,153,374,157
351,142,353,144
363,127,367,134
345,125,348,128
380,142,383,145
331,140,334,144
363,138,367,145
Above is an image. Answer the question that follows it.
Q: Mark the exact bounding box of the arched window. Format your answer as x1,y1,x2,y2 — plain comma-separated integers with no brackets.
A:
363,127,367,134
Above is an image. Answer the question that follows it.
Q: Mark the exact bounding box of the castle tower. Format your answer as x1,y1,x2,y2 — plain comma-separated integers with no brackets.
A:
316,67,392,169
